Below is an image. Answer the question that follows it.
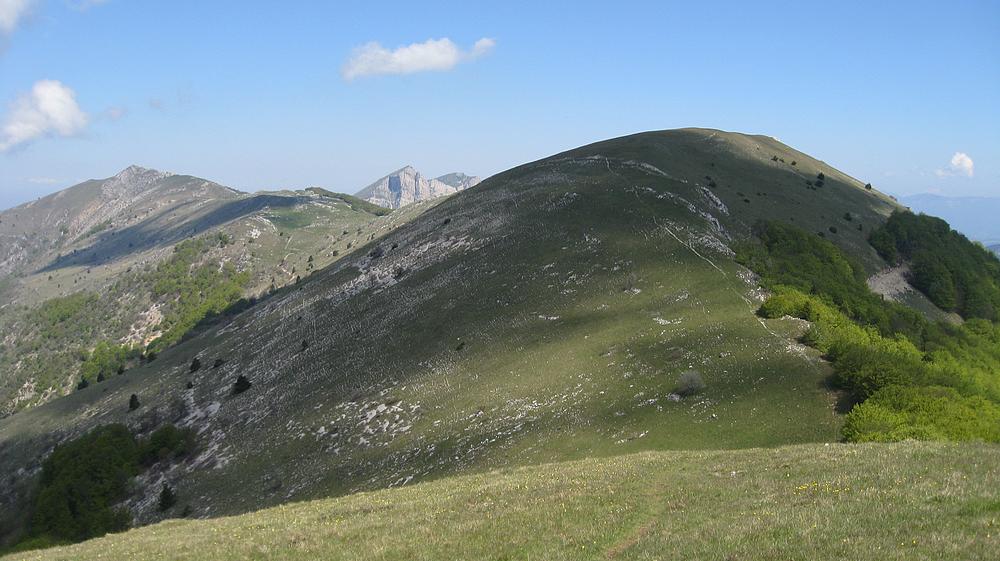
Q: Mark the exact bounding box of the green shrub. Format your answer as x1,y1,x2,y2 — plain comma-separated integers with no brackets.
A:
29,425,139,542
80,341,129,384
138,425,196,467
20,422,197,550
158,484,177,512
845,385,1000,442
675,370,705,397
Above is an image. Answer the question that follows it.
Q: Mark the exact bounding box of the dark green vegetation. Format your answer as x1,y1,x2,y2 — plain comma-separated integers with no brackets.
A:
870,211,1000,320
740,219,1000,442
7,442,999,561
9,424,194,552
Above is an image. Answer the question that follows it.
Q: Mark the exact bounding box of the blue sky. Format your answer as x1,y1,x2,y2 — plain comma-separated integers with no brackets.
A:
0,0,997,209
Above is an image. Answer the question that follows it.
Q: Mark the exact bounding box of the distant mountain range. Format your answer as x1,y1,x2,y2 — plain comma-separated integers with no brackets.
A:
355,166,481,209
902,193,1000,245
0,165,412,415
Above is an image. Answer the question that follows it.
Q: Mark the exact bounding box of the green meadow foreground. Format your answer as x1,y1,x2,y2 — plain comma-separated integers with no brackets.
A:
8,442,998,561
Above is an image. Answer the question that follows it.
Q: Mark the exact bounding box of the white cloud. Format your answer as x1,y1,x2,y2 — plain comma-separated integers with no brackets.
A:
935,151,975,178
342,36,496,80
0,80,89,151
949,152,974,177
0,0,35,35
27,176,58,184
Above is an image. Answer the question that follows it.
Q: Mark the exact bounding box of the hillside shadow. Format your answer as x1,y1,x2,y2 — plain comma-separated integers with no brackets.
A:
38,194,303,272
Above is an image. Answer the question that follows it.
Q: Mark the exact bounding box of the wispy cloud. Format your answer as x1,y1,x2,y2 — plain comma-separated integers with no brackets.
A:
342,37,496,80
27,176,59,184
104,105,127,121
0,0,35,35
0,80,89,152
935,152,974,178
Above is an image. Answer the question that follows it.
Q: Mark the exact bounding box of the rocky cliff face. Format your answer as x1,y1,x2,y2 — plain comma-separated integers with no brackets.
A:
355,166,481,209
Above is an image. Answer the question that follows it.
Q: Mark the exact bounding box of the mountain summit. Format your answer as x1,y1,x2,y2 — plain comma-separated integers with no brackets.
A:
355,166,481,209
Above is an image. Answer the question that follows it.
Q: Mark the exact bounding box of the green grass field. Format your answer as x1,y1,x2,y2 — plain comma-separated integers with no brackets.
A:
7,441,997,560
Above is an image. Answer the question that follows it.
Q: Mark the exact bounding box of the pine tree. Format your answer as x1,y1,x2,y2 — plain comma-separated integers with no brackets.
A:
233,375,252,395
158,483,177,512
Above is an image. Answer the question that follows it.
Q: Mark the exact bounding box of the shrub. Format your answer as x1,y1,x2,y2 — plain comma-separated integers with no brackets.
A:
138,425,196,467
158,484,176,512
29,425,138,542
189,357,201,373
675,370,706,397
845,385,1000,442
80,341,129,384
128,394,140,411
233,375,252,395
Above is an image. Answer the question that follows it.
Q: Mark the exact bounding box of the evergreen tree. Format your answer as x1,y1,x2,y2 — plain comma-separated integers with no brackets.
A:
158,484,176,512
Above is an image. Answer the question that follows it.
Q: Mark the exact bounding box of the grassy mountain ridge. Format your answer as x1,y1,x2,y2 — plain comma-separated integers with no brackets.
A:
6,441,998,560
0,128,927,546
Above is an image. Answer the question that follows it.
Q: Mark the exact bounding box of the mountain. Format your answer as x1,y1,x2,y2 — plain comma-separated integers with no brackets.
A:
0,129,899,530
991,243,1000,256
355,166,481,209
0,166,424,416
1,129,996,558
0,166,238,278
901,193,1000,245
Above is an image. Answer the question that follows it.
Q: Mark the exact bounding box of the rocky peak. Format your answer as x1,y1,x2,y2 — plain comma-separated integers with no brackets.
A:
356,166,481,209
102,165,174,198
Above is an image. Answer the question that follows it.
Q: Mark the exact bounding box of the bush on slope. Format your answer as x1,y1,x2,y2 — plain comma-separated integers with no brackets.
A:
740,222,1000,442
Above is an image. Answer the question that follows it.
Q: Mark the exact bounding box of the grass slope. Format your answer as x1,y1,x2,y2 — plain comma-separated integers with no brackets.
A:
7,442,998,560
